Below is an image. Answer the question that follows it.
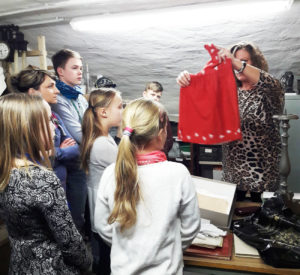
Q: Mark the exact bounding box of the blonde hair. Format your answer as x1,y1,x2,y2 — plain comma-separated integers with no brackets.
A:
108,98,167,231
81,88,120,173
0,93,53,191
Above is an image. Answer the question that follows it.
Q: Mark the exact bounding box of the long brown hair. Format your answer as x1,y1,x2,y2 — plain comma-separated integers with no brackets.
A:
0,93,53,191
230,41,268,87
230,41,269,72
80,88,120,173
108,98,167,232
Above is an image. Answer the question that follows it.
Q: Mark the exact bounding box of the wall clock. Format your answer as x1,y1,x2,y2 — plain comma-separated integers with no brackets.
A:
0,41,10,61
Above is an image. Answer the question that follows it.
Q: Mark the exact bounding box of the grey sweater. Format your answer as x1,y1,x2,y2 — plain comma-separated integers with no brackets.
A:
87,135,118,232
51,93,88,144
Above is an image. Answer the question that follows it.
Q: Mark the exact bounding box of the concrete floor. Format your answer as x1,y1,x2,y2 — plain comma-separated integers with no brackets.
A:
0,242,263,275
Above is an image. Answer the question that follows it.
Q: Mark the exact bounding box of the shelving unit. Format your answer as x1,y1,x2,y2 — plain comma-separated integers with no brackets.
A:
199,161,222,165
1,35,50,75
169,121,223,178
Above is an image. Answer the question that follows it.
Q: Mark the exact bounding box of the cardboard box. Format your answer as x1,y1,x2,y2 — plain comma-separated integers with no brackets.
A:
192,176,236,230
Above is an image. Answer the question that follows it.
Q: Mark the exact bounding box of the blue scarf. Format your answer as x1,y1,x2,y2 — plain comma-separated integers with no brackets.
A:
56,80,82,100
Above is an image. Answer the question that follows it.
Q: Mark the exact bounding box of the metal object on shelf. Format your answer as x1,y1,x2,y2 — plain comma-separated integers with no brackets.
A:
273,112,300,214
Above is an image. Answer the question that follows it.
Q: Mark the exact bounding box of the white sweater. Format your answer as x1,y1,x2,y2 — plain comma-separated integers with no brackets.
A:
94,161,200,275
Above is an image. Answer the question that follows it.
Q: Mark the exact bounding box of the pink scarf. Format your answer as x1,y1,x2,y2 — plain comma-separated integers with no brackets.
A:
136,150,167,166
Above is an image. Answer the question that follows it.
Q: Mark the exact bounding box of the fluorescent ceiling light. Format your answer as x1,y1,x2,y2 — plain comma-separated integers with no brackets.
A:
19,17,65,28
70,0,294,33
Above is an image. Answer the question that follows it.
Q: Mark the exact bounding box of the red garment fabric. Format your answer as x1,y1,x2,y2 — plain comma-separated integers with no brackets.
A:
136,151,167,166
178,44,242,145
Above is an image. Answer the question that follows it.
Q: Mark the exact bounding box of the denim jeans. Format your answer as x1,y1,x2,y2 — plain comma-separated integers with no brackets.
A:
66,160,87,232
91,232,111,275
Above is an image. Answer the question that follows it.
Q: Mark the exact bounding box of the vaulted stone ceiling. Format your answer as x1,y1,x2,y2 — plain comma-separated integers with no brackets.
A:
1,0,300,115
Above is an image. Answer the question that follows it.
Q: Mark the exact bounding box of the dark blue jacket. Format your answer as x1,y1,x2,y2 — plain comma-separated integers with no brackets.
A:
52,112,80,190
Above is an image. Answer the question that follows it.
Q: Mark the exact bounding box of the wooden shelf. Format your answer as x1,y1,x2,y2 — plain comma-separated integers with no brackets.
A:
2,35,48,75
199,161,222,165
26,50,42,57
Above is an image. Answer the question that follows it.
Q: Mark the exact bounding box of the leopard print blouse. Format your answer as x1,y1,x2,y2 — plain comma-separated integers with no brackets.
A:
0,165,91,274
222,71,284,192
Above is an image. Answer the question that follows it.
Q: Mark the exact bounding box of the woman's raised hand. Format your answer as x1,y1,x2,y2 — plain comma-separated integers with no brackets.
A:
176,70,191,87
216,46,234,63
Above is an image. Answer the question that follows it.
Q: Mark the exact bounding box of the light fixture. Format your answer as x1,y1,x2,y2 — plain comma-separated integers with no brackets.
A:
70,0,294,33
0,0,109,18
19,17,66,28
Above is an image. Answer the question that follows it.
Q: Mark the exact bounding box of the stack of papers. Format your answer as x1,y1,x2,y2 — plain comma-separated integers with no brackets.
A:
185,233,233,260
234,234,260,258
191,218,227,249
192,235,223,249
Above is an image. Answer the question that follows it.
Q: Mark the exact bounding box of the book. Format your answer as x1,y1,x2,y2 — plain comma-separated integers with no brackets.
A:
184,233,233,260
192,235,223,249
234,234,260,258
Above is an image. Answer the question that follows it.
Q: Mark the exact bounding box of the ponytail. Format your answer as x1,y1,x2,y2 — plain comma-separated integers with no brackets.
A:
80,89,119,173
80,106,102,173
108,98,167,232
108,134,139,231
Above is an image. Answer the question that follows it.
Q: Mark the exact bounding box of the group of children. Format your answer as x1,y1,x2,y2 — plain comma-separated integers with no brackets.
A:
0,48,201,274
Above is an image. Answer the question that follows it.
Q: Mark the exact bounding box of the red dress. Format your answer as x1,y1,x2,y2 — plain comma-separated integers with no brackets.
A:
178,44,242,145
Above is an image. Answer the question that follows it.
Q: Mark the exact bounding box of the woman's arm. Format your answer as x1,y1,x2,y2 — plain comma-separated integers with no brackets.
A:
176,47,261,87
94,165,114,245
35,170,91,270
217,47,260,85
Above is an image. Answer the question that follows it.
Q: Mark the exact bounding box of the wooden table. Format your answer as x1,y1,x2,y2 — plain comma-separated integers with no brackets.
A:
184,252,300,275
184,201,300,275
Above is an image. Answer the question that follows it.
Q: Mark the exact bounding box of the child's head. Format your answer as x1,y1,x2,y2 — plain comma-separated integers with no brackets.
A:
95,76,117,89
108,98,167,232
0,93,54,191
81,88,122,173
8,66,59,104
143,81,163,102
51,49,82,87
121,98,167,149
